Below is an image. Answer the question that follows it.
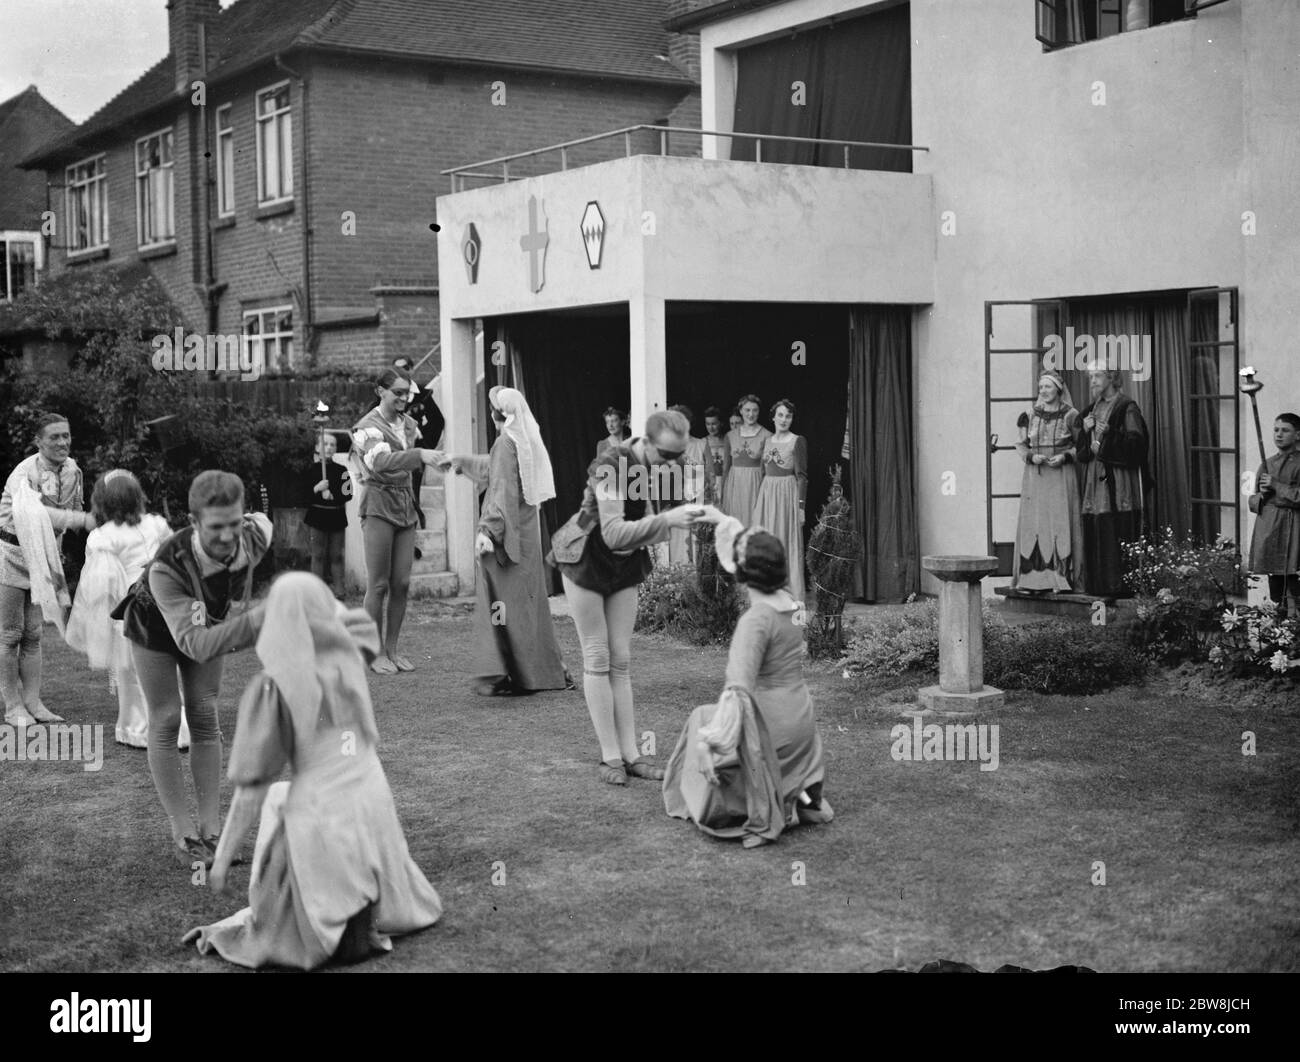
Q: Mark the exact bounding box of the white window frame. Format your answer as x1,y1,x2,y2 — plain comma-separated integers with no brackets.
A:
135,127,176,249
242,305,294,373
65,153,108,254
255,81,294,205
215,104,235,217
0,231,43,302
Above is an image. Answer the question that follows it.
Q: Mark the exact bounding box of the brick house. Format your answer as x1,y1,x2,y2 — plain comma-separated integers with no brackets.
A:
1,86,74,305
21,0,700,380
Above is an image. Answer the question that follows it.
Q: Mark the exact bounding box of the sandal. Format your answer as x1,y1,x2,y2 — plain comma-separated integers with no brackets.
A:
370,656,399,675
475,676,515,696
797,797,834,825
624,757,665,781
742,834,770,849
176,836,213,869
391,654,415,672
598,759,628,786
201,836,246,866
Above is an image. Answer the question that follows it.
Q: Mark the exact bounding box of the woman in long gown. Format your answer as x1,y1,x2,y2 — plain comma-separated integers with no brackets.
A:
442,386,568,696
183,573,442,970
663,509,832,848
721,395,770,523
1011,371,1084,593
703,406,730,502
752,399,808,605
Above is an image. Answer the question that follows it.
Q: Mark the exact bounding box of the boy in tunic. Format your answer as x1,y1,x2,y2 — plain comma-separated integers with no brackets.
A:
1248,413,1300,616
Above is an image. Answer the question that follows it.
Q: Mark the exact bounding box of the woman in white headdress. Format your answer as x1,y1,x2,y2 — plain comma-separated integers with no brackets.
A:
183,572,441,969
441,386,569,695
1011,370,1084,593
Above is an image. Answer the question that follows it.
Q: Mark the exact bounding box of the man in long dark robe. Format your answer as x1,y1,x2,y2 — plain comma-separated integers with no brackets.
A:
1076,368,1152,597
443,387,568,695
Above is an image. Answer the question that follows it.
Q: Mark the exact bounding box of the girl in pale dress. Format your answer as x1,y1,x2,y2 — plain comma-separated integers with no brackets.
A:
66,470,190,748
183,573,442,969
703,406,730,502
663,508,832,849
751,399,808,605
721,395,770,523
1011,372,1084,593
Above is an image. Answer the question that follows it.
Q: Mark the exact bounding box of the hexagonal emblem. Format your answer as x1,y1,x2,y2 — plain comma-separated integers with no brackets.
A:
580,201,605,269
462,222,481,284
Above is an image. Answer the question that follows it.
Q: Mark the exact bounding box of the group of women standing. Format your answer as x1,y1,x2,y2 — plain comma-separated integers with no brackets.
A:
612,396,810,604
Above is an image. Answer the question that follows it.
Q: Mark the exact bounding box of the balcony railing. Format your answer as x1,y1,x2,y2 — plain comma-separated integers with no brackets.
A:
441,124,930,193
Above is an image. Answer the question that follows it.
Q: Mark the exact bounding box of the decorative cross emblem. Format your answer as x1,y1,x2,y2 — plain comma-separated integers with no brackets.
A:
519,196,549,293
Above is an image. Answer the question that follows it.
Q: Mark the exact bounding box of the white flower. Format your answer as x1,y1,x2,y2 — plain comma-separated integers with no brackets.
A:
1136,605,1150,621
1208,646,1224,663
1221,609,1241,631
1249,635,1262,653
1269,651,1290,674
842,669,851,679
1156,587,1175,604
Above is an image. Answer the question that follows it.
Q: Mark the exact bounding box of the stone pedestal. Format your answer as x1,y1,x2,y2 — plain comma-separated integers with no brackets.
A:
915,555,1005,714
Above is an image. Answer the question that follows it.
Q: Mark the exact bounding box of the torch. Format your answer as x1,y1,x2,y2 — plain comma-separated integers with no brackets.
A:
312,400,331,499
1238,367,1267,466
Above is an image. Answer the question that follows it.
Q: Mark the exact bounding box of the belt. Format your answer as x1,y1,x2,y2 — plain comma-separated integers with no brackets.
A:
0,529,18,546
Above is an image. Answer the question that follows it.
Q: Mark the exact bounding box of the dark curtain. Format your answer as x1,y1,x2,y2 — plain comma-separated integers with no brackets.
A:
849,306,918,601
1189,298,1222,544
504,311,631,594
731,3,912,172
1149,298,1190,537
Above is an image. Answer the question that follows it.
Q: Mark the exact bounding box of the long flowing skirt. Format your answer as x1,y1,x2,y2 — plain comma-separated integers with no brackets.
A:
752,475,805,604
1011,463,1083,592
722,466,764,525
188,749,441,969
474,545,566,690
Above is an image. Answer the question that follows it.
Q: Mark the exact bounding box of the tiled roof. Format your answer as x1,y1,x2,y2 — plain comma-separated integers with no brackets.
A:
24,0,690,167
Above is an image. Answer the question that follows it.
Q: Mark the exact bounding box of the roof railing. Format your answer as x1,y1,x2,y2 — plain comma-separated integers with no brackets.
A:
440,124,929,192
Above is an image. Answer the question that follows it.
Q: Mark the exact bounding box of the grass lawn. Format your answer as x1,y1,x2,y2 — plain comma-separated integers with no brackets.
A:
2,596,1298,973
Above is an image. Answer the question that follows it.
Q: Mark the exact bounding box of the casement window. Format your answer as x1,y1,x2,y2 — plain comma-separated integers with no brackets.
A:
1036,0,1229,51
65,154,108,253
215,104,235,216
255,82,293,204
1,232,41,301
136,128,176,247
984,290,1241,577
243,306,294,373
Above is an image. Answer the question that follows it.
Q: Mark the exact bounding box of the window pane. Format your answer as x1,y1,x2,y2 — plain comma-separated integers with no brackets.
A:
8,241,36,298
279,113,293,196
244,315,261,336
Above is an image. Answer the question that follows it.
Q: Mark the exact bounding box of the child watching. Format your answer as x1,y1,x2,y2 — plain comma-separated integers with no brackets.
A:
1248,412,1300,616
67,469,190,749
303,431,349,597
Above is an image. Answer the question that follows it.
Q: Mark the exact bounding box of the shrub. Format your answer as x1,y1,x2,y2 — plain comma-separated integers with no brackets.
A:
1211,603,1300,681
635,563,744,646
1122,529,1242,663
841,601,1147,694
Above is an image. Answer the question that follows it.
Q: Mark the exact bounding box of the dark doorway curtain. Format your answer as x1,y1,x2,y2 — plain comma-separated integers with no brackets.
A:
849,306,918,602
501,309,631,593
731,2,912,172
665,302,851,549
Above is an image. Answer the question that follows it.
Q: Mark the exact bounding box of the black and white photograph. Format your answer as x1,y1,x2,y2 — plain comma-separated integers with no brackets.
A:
0,0,1295,1025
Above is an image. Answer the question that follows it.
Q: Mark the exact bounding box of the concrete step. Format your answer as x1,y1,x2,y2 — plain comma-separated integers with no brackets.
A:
992,586,1121,623
420,484,445,510
414,528,445,555
412,552,448,574
408,571,459,599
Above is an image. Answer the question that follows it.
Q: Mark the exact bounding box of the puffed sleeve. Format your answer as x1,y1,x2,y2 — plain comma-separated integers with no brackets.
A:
352,425,423,476
227,673,293,786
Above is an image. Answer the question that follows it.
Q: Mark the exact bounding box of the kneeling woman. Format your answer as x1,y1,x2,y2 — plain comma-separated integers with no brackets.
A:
663,508,832,848
184,573,442,969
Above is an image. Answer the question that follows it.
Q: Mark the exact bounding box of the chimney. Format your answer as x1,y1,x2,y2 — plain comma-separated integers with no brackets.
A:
168,0,221,91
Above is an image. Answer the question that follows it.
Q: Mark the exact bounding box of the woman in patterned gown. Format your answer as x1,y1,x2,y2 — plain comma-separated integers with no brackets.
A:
721,395,770,523
1011,371,1084,593
751,399,808,605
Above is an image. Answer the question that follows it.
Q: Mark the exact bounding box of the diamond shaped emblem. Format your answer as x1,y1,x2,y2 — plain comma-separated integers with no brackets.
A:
462,222,481,284
581,201,605,269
